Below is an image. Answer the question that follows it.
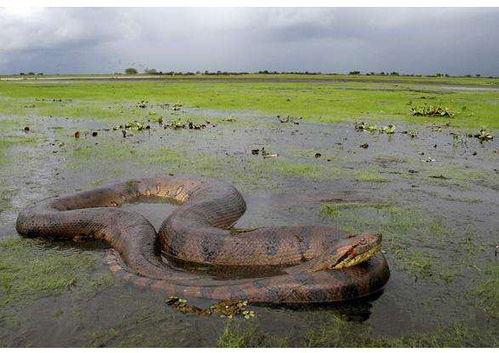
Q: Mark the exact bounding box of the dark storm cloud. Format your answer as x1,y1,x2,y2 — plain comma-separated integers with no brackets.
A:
0,7,498,75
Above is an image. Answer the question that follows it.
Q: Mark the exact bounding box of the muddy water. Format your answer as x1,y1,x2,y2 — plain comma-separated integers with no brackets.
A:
0,111,497,347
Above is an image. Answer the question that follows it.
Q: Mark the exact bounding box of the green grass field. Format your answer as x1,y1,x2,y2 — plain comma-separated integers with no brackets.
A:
0,74,497,128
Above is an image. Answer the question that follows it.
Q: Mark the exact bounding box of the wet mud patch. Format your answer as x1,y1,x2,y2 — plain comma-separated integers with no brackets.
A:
0,109,498,347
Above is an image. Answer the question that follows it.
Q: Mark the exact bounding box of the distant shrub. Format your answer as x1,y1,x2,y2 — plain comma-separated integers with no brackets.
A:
125,67,138,74
349,71,361,75
145,68,158,75
390,72,399,76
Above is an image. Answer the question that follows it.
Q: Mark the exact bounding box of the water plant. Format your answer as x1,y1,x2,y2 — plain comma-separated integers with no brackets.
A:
411,104,454,117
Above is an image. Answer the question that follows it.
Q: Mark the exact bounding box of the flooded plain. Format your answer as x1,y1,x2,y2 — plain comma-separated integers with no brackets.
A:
0,105,497,347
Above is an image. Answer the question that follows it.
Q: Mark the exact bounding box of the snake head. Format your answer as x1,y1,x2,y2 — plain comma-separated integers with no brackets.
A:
330,233,382,269
285,233,382,274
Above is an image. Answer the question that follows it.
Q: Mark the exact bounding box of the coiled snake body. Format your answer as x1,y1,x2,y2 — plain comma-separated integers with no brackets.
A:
16,175,389,303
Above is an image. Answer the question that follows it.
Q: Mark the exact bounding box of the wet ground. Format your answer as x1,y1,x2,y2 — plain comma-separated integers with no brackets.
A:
0,106,498,347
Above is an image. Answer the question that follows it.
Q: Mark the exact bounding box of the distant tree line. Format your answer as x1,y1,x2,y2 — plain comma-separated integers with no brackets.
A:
116,67,496,79
19,72,43,76
9,68,494,79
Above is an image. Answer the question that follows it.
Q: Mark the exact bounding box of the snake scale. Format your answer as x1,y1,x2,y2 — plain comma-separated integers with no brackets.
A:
16,175,390,303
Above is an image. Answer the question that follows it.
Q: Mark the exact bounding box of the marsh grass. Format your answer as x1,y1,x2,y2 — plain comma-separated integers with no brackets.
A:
304,316,497,347
217,321,289,348
1,77,497,128
0,237,113,310
319,203,473,282
353,168,390,182
474,262,499,318
214,315,498,347
0,135,39,212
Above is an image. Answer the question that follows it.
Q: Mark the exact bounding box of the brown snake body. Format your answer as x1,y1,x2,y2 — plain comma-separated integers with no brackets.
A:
16,175,390,303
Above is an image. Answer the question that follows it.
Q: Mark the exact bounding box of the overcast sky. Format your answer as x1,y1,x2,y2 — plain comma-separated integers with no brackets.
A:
1,7,498,75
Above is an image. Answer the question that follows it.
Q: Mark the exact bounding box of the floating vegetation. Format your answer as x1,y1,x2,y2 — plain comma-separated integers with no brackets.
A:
470,128,494,142
261,147,279,158
411,104,454,117
276,115,301,124
135,100,148,108
379,125,396,134
114,120,146,131
166,297,255,319
222,115,237,122
249,147,279,158
355,122,396,134
172,102,183,111
429,123,451,133
164,118,208,130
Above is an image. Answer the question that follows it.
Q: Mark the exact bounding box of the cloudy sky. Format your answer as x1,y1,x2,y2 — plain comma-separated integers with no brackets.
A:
1,7,498,75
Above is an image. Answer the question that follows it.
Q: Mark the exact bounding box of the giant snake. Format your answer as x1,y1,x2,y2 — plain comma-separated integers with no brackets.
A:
16,175,390,303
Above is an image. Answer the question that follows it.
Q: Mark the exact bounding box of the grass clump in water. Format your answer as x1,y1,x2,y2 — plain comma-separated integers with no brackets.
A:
474,262,499,318
319,203,459,282
304,316,498,347
0,237,113,310
217,321,289,348
352,168,390,183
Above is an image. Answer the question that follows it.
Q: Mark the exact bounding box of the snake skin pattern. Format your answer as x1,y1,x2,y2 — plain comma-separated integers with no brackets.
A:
16,175,390,303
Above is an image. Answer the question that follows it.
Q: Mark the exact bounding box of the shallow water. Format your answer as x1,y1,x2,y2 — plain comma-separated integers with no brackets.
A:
0,110,497,347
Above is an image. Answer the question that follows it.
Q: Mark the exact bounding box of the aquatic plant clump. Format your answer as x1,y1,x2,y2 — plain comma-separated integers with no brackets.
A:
411,104,454,118
355,122,396,134
166,297,256,319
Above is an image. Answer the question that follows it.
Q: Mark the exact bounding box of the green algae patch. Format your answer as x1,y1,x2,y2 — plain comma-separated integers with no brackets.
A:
0,237,113,310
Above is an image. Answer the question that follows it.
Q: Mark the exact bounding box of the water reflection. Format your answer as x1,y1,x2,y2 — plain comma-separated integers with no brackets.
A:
263,290,383,322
